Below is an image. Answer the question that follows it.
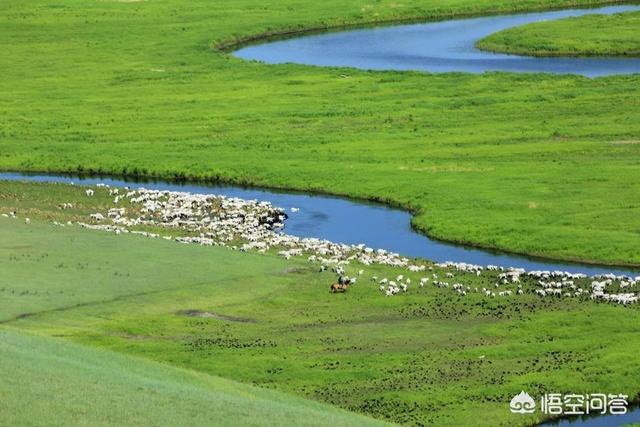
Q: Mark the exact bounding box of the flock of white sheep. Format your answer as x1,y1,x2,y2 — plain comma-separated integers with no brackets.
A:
12,183,638,307
362,264,637,304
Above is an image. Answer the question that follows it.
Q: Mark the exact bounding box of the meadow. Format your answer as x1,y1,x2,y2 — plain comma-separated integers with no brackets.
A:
0,329,386,427
2,0,640,267
2,181,640,426
477,11,640,56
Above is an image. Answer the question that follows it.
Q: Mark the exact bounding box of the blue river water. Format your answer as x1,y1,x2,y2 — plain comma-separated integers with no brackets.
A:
234,5,640,77
3,171,640,425
541,404,640,426
1,172,638,277
4,6,640,426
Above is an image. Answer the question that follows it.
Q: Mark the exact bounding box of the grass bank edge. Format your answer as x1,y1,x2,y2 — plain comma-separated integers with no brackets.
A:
3,173,640,271
475,9,640,57
213,0,632,51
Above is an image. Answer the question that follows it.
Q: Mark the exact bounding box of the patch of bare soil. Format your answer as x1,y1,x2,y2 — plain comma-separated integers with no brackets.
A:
176,309,256,323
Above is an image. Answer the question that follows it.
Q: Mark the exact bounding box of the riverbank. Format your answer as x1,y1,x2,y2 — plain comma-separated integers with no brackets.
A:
2,0,640,267
233,5,640,76
215,0,634,51
3,180,640,426
476,11,640,56
4,172,640,275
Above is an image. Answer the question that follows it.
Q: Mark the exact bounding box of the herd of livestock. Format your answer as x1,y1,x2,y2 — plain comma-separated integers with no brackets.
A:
7,184,638,306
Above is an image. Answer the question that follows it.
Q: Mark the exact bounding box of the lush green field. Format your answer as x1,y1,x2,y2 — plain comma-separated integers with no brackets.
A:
0,328,386,427
477,11,640,56
1,0,640,266
3,181,640,426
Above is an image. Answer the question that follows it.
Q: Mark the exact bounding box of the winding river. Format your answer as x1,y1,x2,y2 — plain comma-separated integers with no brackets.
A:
234,5,640,77
2,172,638,278
4,171,640,425
4,7,640,425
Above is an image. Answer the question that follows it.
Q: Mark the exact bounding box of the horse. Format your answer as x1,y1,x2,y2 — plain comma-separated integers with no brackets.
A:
330,283,349,293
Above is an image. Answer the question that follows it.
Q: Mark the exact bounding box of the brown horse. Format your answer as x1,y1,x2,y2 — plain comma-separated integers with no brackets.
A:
330,283,349,293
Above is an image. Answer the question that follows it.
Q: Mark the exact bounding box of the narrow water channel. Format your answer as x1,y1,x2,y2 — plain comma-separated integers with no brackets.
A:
234,5,640,77
2,172,638,277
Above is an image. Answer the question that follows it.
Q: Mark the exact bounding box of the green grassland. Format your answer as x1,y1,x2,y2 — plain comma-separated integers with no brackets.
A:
1,0,640,267
477,11,640,56
0,329,387,427
2,181,640,426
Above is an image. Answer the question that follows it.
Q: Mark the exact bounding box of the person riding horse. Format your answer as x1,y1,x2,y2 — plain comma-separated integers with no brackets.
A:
331,275,351,293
